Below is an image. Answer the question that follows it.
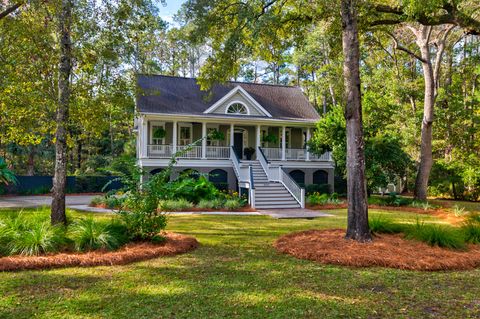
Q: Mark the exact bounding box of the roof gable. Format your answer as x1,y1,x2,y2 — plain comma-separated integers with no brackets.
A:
203,86,272,117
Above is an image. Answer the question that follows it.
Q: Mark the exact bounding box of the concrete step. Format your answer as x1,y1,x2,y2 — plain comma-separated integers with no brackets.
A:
255,204,301,209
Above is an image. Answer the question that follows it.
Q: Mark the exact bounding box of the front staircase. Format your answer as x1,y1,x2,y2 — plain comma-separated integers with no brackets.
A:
244,160,301,209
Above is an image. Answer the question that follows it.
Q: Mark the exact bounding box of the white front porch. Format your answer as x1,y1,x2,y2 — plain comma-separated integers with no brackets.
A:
138,118,331,162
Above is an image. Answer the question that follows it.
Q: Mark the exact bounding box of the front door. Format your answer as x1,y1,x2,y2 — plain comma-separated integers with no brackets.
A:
233,132,243,159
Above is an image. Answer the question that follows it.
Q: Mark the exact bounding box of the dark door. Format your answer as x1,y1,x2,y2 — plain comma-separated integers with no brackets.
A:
233,132,243,159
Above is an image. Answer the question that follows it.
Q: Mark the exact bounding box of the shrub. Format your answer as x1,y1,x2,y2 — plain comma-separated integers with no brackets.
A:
368,194,412,207
69,217,124,251
453,205,466,217
410,200,436,211
369,216,404,234
307,193,329,205
0,215,66,256
159,199,194,211
224,198,242,210
462,213,480,244
104,196,123,209
90,196,104,206
307,192,343,205
165,175,220,203
404,220,465,250
306,184,330,195
198,198,224,209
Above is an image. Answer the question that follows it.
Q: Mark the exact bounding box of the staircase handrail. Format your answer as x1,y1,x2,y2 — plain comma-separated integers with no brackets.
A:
279,166,305,208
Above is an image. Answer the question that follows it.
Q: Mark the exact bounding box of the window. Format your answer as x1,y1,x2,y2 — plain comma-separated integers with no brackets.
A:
226,102,248,115
178,125,192,145
150,124,165,145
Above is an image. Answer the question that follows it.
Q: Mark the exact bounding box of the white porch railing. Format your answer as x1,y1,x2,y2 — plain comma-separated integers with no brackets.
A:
263,148,282,160
310,152,332,161
148,145,230,159
279,167,305,208
262,147,331,161
206,146,230,159
177,145,202,158
147,144,173,158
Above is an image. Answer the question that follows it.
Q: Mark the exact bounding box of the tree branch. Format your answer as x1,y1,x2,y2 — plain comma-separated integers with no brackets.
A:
387,31,427,63
0,2,23,20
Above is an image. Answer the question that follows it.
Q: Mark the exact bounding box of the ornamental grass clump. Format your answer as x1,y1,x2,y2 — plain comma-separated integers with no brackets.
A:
404,219,465,250
462,213,480,244
69,217,127,251
197,198,224,209
158,199,194,211
369,215,404,234
224,198,242,210
0,214,67,256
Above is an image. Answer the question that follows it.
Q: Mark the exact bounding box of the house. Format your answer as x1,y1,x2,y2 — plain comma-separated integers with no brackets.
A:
135,75,334,209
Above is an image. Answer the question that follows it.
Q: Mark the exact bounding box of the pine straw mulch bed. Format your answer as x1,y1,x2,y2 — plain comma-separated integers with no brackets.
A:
0,232,198,272
307,204,465,224
274,229,480,271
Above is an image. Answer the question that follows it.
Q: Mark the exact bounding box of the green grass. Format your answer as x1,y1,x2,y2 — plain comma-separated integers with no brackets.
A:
0,207,479,318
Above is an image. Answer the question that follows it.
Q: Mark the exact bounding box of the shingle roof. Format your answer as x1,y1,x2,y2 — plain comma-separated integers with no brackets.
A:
136,75,320,121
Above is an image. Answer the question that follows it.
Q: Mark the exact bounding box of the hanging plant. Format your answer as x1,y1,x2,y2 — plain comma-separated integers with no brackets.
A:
153,127,166,139
262,134,277,144
209,129,225,141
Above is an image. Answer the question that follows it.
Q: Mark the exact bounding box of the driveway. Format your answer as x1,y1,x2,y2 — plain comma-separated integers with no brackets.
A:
0,195,96,209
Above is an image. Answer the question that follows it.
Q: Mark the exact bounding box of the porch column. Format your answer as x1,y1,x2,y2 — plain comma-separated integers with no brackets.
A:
230,123,234,146
201,122,207,159
172,121,177,154
306,128,311,161
141,116,148,158
256,125,261,150
281,126,286,160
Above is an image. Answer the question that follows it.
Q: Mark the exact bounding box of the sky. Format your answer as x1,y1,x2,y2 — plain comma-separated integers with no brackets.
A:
157,0,187,25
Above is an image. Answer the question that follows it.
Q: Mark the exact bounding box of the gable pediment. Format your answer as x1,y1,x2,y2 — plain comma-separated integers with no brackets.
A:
203,86,272,117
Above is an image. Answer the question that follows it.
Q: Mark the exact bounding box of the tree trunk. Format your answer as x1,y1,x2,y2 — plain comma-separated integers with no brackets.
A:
341,0,371,241
51,0,72,225
26,146,35,176
414,46,434,201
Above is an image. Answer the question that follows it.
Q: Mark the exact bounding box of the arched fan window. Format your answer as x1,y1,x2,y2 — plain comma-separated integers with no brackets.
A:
226,103,248,115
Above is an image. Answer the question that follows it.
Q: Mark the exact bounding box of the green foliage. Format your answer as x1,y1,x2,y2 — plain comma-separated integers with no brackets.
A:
262,134,278,144
0,214,66,256
410,200,436,211
165,175,220,204
368,194,412,207
0,157,17,186
369,216,405,234
224,198,242,210
197,198,225,209
152,127,166,139
405,220,465,250
69,218,125,251
462,213,480,244
307,192,343,205
305,184,331,195
158,199,194,211
209,129,225,141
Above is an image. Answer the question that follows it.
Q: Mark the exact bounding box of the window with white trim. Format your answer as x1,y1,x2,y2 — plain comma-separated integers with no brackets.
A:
150,124,165,145
178,124,192,145
226,102,248,115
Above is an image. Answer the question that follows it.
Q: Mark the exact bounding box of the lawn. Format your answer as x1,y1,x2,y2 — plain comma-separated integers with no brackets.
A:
0,207,479,318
